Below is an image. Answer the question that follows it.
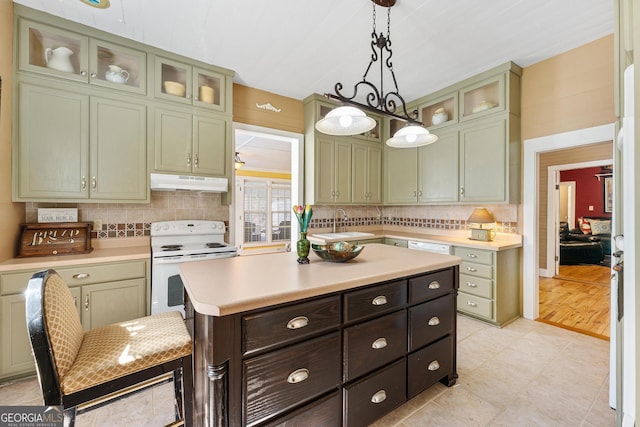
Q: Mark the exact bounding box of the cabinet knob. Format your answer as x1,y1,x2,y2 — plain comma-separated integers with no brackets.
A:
428,360,440,371
90,72,97,78
412,190,417,197
466,282,477,288
81,176,86,190
186,154,191,167
460,186,465,196
73,296,78,307
428,316,440,326
194,154,199,168
418,190,422,197
370,390,387,404
467,253,477,258
72,273,90,279
428,280,441,289
467,300,477,307
372,295,387,306
91,176,97,189
286,316,309,330
286,368,309,384
80,70,87,76
371,337,387,350
84,295,90,311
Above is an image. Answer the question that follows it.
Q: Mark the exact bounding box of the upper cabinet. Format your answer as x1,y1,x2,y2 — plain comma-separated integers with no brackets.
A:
18,18,147,94
155,57,227,112
614,0,634,118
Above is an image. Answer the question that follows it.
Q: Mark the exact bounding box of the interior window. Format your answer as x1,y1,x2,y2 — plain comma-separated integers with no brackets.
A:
241,178,291,246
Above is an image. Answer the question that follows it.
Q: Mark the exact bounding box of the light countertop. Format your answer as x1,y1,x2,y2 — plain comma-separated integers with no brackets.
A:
0,237,150,272
180,243,460,317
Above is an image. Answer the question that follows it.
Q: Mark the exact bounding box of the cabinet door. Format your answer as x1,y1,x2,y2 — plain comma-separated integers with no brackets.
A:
334,141,352,204
16,83,89,200
81,278,146,331
18,19,89,82
367,146,382,204
418,131,459,203
352,144,368,204
155,57,193,104
459,118,507,202
154,107,193,173
193,67,226,112
0,294,34,377
89,39,146,94
315,138,336,204
90,97,148,200
193,115,227,176
384,147,417,204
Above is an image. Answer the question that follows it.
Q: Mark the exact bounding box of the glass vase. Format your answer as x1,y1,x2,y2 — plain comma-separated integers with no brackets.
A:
296,231,310,264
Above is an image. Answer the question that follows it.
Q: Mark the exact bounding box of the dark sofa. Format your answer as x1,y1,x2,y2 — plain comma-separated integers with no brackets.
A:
559,221,610,266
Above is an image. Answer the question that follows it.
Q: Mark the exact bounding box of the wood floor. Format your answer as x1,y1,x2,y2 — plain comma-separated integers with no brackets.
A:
538,264,611,340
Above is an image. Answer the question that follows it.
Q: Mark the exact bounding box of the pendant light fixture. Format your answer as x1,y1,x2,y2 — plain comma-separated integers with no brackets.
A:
234,152,245,170
316,0,437,148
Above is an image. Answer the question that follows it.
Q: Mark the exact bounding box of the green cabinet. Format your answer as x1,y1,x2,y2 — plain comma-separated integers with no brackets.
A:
614,0,635,118
352,143,382,204
154,106,228,177
14,82,147,202
313,137,352,204
418,130,459,203
384,238,408,248
383,146,418,204
0,259,148,380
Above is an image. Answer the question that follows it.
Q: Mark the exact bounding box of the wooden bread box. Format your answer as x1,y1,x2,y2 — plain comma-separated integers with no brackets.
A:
17,222,93,257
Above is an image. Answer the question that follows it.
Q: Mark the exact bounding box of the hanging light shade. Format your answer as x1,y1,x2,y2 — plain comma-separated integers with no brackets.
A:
386,125,438,148
315,106,377,136
234,152,245,170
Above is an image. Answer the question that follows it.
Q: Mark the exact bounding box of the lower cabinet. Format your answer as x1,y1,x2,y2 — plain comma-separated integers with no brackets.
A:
191,266,458,427
0,259,148,380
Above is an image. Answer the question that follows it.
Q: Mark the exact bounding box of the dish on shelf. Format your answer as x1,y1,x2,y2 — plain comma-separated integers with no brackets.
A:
431,107,448,125
471,100,497,113
311,241,364,262
164,81,186,96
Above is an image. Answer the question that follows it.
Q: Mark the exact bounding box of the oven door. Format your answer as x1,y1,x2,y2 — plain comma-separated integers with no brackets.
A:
151,261,187,316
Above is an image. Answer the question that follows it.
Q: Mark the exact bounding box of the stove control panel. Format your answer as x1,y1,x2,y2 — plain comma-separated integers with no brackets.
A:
151,220,227,236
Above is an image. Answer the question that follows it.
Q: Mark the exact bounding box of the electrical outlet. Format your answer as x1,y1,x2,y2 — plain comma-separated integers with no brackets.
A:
588,205,594,211
93,219,103,231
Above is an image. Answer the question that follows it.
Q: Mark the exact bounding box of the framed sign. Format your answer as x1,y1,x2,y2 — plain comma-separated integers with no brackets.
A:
604,176,613,213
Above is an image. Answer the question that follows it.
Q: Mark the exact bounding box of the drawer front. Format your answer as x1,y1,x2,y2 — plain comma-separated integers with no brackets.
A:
460,261,493,279
243,295,340,355
409,268,455,303
407,335,453,399
244,333,341,427
264,392,342,427
343,310,407,381
454,246,493,265
0,260,146,295
459,274,493,299
384,237,408,248
457,293,493,319
344,359,407,427
409,294,454,351
343,280,406,323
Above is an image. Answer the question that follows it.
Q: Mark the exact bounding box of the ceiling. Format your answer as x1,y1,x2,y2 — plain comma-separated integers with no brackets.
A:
13,0,614,172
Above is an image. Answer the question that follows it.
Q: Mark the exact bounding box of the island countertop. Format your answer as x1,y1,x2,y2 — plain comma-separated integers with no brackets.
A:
180,243,461,316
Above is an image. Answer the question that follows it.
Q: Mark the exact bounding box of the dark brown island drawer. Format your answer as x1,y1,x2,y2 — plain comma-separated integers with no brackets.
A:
343,310,407,382
407,335,453,399
243,332,341,427
343,359,407,427
409,268,455,303
408,294,454,351
343,279,407,323
263,391,342,427
242,295,340,355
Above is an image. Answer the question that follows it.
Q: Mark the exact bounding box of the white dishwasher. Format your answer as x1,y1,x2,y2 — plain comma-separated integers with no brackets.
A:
407,240,451,255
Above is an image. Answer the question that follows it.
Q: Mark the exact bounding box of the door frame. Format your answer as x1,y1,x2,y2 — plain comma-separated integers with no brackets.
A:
522,123,615,320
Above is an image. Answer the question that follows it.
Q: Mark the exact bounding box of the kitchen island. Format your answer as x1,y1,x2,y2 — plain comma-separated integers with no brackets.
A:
180,243,460,427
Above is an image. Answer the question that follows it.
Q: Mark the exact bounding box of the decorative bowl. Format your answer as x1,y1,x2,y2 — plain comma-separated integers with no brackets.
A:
311,241,364,263
431,108,448,125
164,81,186,97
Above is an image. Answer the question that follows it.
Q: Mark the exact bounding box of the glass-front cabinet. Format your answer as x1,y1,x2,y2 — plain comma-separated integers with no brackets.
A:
155,57,226,111
459,74,504,121
18,19,146,94
420,93,458,129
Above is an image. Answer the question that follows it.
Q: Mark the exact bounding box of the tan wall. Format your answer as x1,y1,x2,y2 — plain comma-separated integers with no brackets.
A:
233,84,303,134
537,142,613,268
522,35,616,141
0,0,24,261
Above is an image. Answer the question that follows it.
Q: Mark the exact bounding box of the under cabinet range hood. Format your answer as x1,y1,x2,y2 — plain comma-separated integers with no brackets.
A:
150,173,228,193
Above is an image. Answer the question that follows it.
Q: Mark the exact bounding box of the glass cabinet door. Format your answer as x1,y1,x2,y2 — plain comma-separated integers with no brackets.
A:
89,39,146,94
420,93,458,129
460,75,504,121
18,19,89,82
155,57,192,104
193,68,225,111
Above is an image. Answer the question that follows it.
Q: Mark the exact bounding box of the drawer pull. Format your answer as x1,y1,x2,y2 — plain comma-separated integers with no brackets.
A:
372,295,388,306
467,300,477,307
428,360,440,371
72,273,90,279
428,281,441,289
287,368,309,384
84,295,90,311
428,316,440,326
372,338,388,349
371,390,387,404
286,316,309,330
466,282,478,288
467,253,477,258
466,267,477,272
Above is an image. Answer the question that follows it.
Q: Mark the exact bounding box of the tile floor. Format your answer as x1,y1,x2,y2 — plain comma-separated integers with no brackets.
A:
0,315,615,426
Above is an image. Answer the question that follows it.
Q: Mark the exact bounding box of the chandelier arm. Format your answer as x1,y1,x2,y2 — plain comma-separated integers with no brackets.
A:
325,93,422,126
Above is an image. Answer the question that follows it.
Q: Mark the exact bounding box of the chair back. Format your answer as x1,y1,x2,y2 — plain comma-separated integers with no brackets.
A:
26,269,84,404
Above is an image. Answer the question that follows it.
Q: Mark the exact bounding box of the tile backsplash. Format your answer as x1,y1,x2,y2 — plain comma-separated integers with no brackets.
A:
25,190,229,239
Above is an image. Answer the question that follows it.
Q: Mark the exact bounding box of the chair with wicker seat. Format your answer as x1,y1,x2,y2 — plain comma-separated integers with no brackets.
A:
25,269,193,426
